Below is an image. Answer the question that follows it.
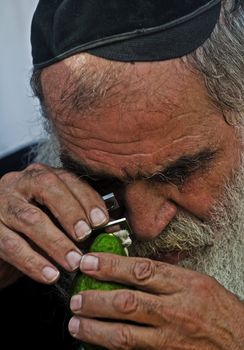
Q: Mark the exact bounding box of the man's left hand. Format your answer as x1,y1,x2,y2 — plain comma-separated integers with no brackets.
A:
69,253,244,349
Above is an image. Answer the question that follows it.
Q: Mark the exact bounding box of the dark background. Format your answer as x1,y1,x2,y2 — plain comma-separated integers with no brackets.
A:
0,277,75,349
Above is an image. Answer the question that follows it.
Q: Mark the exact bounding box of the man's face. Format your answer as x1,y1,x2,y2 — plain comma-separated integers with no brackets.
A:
40,53,244,298
41,53,241,226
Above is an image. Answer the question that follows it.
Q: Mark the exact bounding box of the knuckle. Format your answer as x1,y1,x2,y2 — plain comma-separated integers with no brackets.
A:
56,170,77,182
9,205,44,226
0,171,19,186
49,235,70,251
190,274,216,295
0,235,23,256
168,305,204,336
113,291,138,314
156,327,169,349
132,259,155,283
25,163,47,172
58,170,98,193
34,171,58,187
202,275,219,298
24,164,58,188
112,324,133,350
22,255,38,275
182,316,203,335
101,255,120,276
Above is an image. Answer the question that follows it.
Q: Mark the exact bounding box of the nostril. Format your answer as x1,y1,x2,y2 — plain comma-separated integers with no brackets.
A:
127,218,164,241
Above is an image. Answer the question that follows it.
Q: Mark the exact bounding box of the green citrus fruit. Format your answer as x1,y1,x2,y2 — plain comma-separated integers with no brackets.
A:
70,233,128,350
70,233,127,295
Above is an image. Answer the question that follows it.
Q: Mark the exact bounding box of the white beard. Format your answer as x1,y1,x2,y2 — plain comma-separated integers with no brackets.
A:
179,176,244,300
35,136,244,300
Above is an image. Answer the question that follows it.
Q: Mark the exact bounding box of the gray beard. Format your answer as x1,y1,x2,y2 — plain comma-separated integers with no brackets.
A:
128,171,244,300
35,136,244,300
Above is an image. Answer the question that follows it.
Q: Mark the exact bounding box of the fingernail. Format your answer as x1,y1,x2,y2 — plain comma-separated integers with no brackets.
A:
74,220,92,241
70,294,83,311
68,317,80,335
90,208,107,227
80,255,99,271
42,266,60,282
66,251,83,270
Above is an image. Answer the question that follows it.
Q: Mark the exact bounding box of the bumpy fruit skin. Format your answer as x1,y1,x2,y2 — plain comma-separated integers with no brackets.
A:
70,233,128,350
70,233,127,295
89,233,127,256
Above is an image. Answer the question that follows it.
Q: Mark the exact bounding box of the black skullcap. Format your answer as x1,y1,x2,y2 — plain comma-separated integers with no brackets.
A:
31,0,221,68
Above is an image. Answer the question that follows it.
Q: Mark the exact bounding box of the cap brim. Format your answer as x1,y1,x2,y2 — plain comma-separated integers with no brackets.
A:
87,1,221,62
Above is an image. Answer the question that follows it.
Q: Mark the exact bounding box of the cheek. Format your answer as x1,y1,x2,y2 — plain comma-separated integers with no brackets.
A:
166,176,223,219
178,191,215,218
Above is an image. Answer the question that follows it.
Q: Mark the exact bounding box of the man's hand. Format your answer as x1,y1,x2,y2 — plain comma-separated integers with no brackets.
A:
69,253,244,350
0,163,109,287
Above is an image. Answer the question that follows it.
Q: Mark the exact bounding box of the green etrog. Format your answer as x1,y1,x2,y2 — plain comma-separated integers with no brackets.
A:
70,233,129,350
70,233,127,295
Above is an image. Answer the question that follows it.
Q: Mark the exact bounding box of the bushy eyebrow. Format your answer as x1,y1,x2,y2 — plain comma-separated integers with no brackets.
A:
61,148,218,186
145,149,218,186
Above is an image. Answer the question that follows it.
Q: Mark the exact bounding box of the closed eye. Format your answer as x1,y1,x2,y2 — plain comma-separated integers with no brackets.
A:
147,149,218,186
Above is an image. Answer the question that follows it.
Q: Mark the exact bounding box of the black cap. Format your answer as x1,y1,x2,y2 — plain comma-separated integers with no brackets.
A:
31,0,221,69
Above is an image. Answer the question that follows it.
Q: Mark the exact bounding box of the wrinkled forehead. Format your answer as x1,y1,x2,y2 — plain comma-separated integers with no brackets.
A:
40,53,210,122
39,53,229,181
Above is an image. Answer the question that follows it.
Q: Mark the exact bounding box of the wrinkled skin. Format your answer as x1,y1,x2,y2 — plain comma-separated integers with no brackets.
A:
69,253,244,350
0,164,109,287
0,54,243,348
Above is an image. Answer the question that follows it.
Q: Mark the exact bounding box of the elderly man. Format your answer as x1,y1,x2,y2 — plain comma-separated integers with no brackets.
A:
0,0,243,349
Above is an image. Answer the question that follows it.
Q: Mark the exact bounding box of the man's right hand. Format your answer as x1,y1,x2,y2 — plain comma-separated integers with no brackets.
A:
0,163,109,288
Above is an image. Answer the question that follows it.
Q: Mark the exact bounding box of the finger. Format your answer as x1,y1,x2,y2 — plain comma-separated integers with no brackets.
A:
0,197,82,271
68,316,158,350
18,164,93,241
70,289,167,326
0,223,60,284
56,169,109,227
17,164,108,241
79,253,190,294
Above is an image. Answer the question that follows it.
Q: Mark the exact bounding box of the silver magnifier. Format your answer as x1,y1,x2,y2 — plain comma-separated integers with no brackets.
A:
92,192,133,238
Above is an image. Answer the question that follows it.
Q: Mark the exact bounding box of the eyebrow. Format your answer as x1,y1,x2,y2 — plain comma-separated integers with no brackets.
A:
147,149,218,185
61,148,219,187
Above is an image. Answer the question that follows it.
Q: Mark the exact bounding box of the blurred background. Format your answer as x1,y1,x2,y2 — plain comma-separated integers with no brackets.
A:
0,0,44,158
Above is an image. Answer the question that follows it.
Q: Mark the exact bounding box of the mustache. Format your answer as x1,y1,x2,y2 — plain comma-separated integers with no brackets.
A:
128,211,215,258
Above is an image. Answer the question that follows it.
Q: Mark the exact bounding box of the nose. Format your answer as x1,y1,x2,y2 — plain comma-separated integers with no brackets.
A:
123,181,177,240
